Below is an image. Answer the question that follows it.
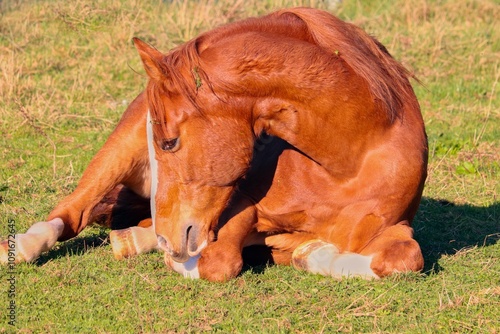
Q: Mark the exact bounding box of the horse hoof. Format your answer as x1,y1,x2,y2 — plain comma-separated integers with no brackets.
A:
0,240,11,264
110,229,136,260
0,239,28,264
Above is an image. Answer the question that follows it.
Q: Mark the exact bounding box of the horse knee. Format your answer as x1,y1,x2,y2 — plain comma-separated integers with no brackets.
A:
369,238,424,277
198,244,243,282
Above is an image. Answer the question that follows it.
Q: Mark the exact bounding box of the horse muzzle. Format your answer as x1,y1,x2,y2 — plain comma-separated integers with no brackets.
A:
156,223,208,263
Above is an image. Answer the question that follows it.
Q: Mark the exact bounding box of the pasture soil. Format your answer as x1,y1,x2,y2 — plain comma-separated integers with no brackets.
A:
1,0,498,332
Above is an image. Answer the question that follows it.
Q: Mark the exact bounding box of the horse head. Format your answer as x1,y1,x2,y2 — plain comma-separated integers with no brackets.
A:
134,38,256,262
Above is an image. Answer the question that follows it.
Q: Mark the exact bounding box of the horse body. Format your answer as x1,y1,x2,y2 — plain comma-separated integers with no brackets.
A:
216,100,426,278
1,8,427,281
246,115,426,261
140,8,427,279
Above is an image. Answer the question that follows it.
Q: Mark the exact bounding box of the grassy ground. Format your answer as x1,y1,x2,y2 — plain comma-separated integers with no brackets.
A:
0,0,498,332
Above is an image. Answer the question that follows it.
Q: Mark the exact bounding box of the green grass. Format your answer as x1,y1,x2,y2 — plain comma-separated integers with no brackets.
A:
1,0,499,332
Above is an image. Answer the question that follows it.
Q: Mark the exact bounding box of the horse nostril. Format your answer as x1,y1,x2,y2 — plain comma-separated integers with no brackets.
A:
185,225,193,240
157,233,189,262
185,224,192,238
185,225,198,253
157,235,170,253
157,225,200,261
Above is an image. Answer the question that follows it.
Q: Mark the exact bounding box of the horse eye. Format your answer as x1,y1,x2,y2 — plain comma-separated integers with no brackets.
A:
160,138,179,152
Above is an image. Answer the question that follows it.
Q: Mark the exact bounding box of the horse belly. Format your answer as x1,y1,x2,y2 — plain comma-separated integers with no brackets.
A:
254,148,341,233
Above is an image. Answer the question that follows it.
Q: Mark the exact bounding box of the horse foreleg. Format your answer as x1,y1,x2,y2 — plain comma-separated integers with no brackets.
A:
0,93,150,264
258,231,318,265
110,220,158,260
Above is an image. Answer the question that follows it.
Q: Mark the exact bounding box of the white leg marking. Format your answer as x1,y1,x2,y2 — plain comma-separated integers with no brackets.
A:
146,111,158,230
328,253,377,279
128,225,158,254
0,218,65,263
292,240,379,279
165,253,201,279
110,225,158,259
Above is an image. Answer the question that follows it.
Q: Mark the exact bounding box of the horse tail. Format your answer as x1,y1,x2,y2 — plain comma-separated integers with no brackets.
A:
276,8,419,121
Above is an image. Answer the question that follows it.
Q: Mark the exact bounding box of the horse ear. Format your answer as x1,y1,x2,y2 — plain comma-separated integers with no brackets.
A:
133,38,167,82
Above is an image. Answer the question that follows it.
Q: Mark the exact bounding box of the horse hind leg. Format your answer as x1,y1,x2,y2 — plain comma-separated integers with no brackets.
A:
291,222,423,279
0,184,155,264
0,218,65,263
358,222,424,277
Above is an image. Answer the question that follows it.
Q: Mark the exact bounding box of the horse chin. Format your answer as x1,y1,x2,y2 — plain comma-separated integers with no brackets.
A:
163,245,190,263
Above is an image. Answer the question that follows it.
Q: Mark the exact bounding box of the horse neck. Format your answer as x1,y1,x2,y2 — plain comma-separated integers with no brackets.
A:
251,73,392,179
198,26,400,179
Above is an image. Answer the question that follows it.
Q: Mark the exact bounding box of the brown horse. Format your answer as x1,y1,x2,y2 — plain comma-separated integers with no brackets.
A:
140,7,428,280
0,8,427,282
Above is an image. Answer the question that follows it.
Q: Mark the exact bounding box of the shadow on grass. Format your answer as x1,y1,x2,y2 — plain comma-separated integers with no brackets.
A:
35,227,110,266
414,197,499,274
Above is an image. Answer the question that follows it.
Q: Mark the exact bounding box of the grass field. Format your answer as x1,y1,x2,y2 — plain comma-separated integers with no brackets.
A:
1,0,499,332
